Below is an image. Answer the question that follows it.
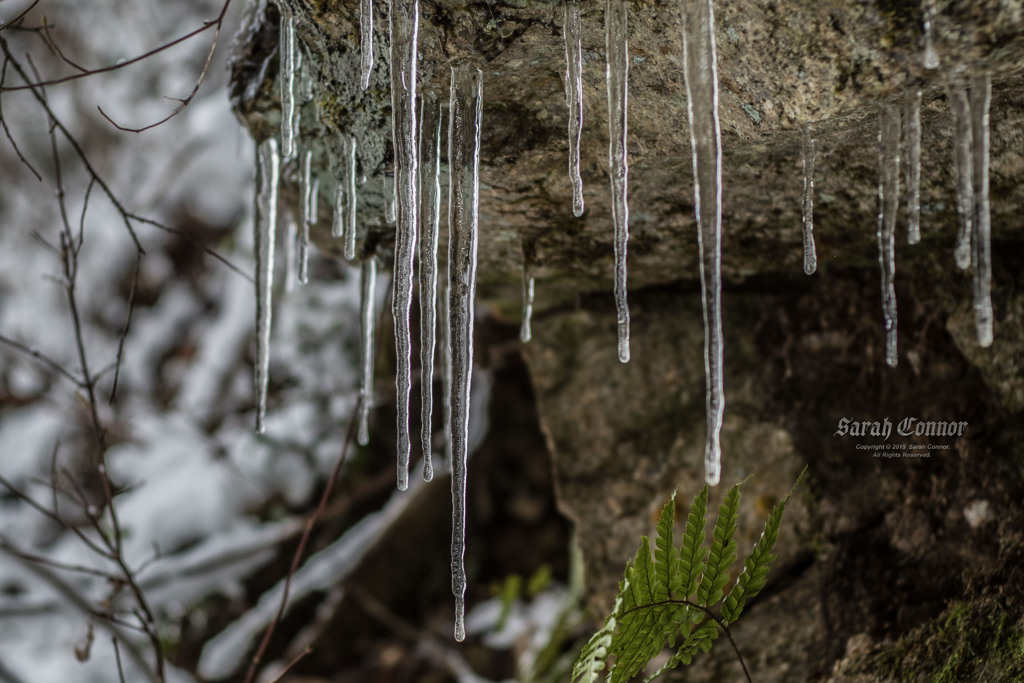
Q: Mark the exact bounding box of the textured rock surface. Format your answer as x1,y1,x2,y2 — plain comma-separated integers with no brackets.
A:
230,0,1024,678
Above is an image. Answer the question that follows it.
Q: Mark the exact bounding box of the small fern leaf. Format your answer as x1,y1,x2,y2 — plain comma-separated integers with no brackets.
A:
675,485,709,598
721,467,805,624
643,620,721,681
571,591,623,683
608,537,669,683
697,483,740,607
653,492,676,602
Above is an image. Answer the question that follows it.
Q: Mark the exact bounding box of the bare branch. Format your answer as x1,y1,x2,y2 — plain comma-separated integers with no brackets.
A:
0,545,158,683
0,0,41,33
98,20,222,133
0,0,233,106
0,333,84,386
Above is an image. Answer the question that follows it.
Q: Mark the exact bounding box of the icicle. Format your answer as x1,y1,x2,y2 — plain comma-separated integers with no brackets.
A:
358,256,377,446
284,209,297,294
390,0,420,492
605,0,630,364
254,138,280,434
360,0,374,89
970,68,993,347
801,124,817,275
299,149,312,285
905,88,923,245
310,178,320,225
279,11,297,158
438,274,453,470
333,182,345,239
447,62,482,643
679,0,725,486
520,269,535,343
419,92,443,483
877,101,900,368
948,67,973,270
345,136,359,260
385,176,397,224
922,0,939,70
564,0,585,217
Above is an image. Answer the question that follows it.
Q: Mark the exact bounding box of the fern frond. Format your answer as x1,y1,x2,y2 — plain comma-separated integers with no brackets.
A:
608,537,673,683
571,591,623,683
721,468,806,624
675,485,709,598
653,492,676,603
696,484,740,607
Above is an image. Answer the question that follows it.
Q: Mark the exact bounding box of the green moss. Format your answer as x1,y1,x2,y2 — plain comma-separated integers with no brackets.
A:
860,602,1024,681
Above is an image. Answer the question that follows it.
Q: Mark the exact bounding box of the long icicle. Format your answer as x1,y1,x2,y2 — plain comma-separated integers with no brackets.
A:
606,0,630,364
905,88,923,245
299,149,312,285
439,273,453,470
564,0,585,217
878,101,901,368
284,208,297,294
345,136,359,260
447,62,482,643
802,124,817,274
948,67,973,270
254,138,280,434
390,0,420,492
680,0,725,486
970,68,993,347
358,256,377,446
360,0,374,89
279,11,297,158
520,267,535,343
419,92,443,482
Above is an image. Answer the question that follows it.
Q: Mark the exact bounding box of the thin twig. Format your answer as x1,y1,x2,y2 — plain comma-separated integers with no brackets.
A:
0,0,41,33
268,646,313,683
98,18,222,133
112,638,128,683
242,408,360,683
128,212,254,283
0,333,84,386
0,56,42,180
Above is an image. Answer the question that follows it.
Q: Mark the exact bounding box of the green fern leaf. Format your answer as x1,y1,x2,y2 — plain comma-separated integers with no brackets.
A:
696,484,740,607
721,468,805,624
608,537,672,683
675,485,709,598
644,620,721,681
571,591,623,683
653,492,676,602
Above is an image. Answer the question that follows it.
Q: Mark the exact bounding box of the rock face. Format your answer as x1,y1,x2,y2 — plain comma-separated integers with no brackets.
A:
230,0,1024,678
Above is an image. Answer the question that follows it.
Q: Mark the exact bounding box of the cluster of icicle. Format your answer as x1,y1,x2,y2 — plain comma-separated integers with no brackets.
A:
800,11,994,367
252,0,730,639
558,0,726,485
252,0,483,641
250,0,999,645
